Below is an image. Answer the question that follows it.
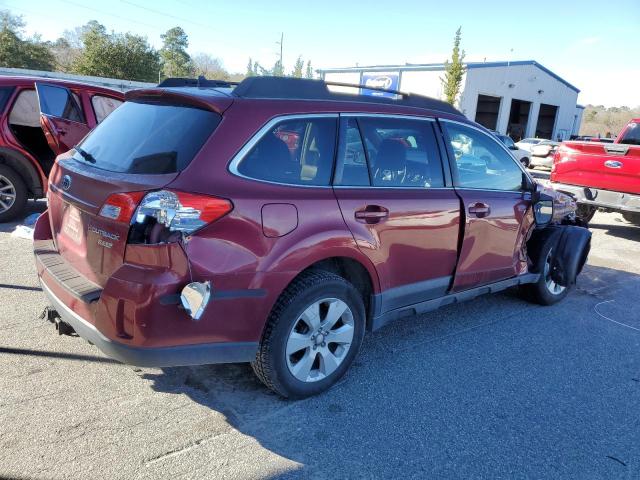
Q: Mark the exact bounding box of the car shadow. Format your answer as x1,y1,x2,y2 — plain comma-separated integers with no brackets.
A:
141,264,640,478
589,219,640,241
0,200,46,234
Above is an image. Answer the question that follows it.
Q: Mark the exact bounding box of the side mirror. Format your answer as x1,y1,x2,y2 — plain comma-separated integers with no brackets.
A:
509,145,519,151
533,194,554,227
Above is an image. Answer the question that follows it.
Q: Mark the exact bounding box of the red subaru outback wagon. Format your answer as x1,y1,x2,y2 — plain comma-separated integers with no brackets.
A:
34,77,591,398
0,76,123,221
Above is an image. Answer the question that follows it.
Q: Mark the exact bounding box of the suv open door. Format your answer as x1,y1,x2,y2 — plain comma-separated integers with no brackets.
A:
35,83,91,155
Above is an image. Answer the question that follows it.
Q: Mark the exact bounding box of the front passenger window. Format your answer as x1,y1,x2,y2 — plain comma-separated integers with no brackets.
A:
444,123,523,191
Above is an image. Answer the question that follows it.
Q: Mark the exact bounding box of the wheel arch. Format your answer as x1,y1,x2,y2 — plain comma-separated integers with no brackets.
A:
0,147,45,198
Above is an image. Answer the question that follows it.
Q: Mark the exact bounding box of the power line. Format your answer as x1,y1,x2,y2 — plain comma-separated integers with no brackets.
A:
118,0,212,31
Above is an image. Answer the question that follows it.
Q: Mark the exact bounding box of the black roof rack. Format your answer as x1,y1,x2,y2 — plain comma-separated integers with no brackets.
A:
157,76,239,88
232,76,462,115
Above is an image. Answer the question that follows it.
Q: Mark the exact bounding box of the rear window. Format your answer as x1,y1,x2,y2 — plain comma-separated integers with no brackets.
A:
73,101,220,174
619,122,640,146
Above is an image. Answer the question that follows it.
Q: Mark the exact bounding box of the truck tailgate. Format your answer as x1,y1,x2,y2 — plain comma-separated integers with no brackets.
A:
551,141,640,195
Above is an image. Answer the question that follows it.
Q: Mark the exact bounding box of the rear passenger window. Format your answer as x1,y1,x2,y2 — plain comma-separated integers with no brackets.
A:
37,84,84,123
336,116,444,188
237,117,337,186
91,95,123,123
334,118,369,186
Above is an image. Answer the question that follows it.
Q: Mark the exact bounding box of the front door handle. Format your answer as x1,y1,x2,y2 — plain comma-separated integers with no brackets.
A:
468,202,491,218
355,205,389,224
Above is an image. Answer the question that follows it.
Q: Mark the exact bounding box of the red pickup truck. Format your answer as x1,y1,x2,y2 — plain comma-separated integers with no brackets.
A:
551,118,640,224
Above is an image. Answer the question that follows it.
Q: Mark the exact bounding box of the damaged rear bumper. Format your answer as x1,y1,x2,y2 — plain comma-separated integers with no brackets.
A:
40,280,258,367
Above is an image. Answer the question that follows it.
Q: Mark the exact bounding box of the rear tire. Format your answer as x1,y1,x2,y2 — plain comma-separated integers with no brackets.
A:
251,270,365,399
0,165,27,223
521,243,570,306
575,204,596,224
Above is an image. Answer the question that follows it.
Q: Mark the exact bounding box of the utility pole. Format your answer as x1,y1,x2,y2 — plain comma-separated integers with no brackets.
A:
275,32,283,75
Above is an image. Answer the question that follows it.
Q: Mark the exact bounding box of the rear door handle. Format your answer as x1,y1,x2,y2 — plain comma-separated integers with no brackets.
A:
468,202,491,218
355,205,389,224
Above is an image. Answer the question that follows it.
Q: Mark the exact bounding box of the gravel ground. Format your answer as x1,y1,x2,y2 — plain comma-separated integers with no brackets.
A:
1,202,639,479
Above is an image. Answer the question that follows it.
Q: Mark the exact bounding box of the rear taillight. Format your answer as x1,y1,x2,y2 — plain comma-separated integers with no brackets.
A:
99,192,145,223
129,190,232,244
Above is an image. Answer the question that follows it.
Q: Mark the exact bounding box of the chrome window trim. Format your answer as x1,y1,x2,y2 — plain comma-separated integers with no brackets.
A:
228,113,339,189
332,185,454,191
439,118,533,191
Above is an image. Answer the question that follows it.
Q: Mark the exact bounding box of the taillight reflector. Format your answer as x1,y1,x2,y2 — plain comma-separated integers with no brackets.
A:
99,192,145,223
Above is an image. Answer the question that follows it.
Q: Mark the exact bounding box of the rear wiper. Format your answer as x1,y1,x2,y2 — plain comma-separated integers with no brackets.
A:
75,147,96,164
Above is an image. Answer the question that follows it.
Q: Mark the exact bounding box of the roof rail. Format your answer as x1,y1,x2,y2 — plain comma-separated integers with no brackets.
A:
232,76,462,115
158,76,239,88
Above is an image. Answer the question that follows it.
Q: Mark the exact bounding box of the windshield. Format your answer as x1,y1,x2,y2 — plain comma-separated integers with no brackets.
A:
72,101,221,174
619,122,640,146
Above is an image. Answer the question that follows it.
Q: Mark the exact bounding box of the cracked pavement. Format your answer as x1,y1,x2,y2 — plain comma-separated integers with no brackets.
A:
1,202,639,479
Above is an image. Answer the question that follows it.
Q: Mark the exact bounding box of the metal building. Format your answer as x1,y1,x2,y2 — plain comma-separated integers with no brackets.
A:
319,60,582,141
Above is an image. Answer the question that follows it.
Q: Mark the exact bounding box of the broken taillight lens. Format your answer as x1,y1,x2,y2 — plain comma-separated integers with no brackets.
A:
131,190,232,238
99,192,145,223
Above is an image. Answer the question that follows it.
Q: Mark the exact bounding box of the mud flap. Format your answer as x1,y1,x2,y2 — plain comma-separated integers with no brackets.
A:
550,226,591,287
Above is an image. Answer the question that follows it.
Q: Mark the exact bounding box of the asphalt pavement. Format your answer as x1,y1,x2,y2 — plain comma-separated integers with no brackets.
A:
1,201,639,479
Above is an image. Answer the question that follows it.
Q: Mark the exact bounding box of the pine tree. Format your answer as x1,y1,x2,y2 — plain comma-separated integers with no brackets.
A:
246,58,254,77
440,27,466,106
159,26,192,79
305,60,313,79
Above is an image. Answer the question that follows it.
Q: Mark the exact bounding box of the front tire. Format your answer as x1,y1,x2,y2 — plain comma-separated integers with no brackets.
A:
522,244,570,306
251,270,365,399
0,165,27,223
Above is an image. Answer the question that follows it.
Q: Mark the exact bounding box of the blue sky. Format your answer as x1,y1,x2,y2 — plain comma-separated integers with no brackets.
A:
1,0,638,106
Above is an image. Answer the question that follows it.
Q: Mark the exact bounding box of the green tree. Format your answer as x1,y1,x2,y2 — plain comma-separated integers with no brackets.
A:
159,26,191,78
440,26,466,106
246,58,254,77
272,59,284,77
0,10,55,70
291,56,304,78
72,21,160,82
305,60,313,79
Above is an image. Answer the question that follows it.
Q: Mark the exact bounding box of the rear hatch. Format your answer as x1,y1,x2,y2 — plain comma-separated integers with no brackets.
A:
552,141,640,195
47,95,227,287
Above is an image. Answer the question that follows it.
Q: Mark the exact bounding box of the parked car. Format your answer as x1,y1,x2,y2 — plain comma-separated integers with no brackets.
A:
551,118,640,224
34,77,591,398
515,137,546,153
529,141,560,170
0,76,123,221
493,133,531,167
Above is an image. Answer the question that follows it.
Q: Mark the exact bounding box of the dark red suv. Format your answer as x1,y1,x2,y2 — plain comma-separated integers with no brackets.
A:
34,77,591,398
0,76,123,221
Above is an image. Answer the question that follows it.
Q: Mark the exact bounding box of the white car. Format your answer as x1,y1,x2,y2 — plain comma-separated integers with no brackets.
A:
494,133,531,168
529,141,560,170
515,137,547,153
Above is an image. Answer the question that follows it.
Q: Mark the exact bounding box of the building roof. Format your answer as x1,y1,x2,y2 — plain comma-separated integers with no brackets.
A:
318,60,580,94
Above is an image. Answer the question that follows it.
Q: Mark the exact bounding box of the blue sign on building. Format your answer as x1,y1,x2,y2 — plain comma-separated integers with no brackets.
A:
361,72,400,98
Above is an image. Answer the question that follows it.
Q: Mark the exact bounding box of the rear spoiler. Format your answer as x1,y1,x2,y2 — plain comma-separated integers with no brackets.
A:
125,88,233,115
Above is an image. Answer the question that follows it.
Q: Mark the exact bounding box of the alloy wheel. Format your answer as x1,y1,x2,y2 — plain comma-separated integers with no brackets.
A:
544,249,566,295
0,174,17,214
286,298,355,383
